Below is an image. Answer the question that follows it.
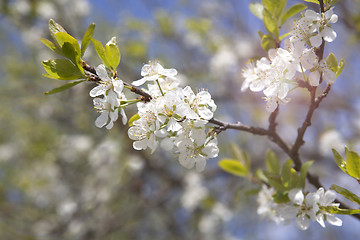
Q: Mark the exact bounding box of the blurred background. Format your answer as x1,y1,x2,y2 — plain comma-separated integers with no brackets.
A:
1,0,360,239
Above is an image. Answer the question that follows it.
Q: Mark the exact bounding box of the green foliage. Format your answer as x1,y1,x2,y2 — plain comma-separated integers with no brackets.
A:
44,80,86,95
280,4,307,25
265,149,280,174
258,31,276,52
261,151,313,203
304,0,319,4
81,23,96,57
249,3,264,20
263,8,279,38
326,53,345,77
330,184,360,205
42,59,85,80
336,59,345,77
252,0,306,50
91,38,121,71
332,148,360,181
219,144,251,178
219,159,249,177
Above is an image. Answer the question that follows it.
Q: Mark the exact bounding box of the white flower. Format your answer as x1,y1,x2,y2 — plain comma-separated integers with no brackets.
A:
128,121,159,153
308,59,337,86
132,61,177,86
93,97,119,130
305,9,338,47
257,185,282,224
183,86,217,120
178,137,219,172
90,64,124,99
315,188,342,228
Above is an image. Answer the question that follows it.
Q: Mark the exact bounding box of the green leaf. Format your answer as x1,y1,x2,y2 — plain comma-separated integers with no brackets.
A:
219,159,249,177
265,149,280,174
105,44,121,70
49,19,67,42
280,4,307,25
263,171,284,190
326,53,338,72
259,31,276,51
263,8,279,38
273,190,290,203
262,0,287,19
332,149,347,173
81,23,96,57
255,169,268,183
321,206,360,215
288,168,300,189
91,38,110,68
346,150,360,179
44,80,86,95
128,113,140,126
300,160,313,188
304,0,319,4
230,143,251,169
281,159,294,186
249,3,264,20
330,184,360,205
40,38,61,55
336,59,345,77
42,59,85,80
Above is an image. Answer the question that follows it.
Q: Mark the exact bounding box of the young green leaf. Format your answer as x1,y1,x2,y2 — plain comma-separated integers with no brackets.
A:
265,149,280,174
288,168,300,189
336,59,345,77
326,53,338,72
300,160,313,188
304,0,319,4
260,33,276,51
280,3,307,25
49,19,67,41
44,80,86,95
105,44,121,70
263,171,284,190
128,113,140,126
219,159,249,177
40,38,62,55
249,3,264,20
272,190,290,203
230,143,251,169
91,38,110,68
263,8,279,38
281,159,293,185
345,150,360,179
330,184,360,205
81,23,96,57
42,59,85,80
332,149,347,173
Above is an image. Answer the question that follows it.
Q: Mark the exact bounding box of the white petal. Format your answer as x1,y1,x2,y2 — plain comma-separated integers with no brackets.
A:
310,35,322,48
179,153,195,169
90,85,105,97
159,68,177,77
322,27,337,42
296,214,310,231
323,69,337,85
160,138,174,151
316,213,326,228
289,189,304,205
131,78,147,86
322,190,336,206
195,157,207,172
95,64,108,80
309,71,321,86
133,139,148,150
95,112,108,128
326,214,342,226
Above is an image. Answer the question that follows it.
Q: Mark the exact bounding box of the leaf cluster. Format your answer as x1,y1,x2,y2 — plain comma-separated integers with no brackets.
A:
250,0,307,51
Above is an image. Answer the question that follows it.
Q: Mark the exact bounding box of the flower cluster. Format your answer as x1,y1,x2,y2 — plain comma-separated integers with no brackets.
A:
257,186,342,230
242,8,338,112
128,61,218,171
90,64,127,129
